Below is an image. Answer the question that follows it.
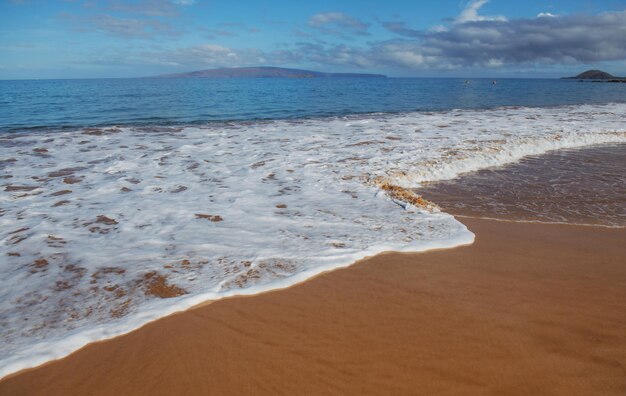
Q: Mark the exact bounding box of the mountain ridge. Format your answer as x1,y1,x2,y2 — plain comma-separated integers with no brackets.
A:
153,66,386,79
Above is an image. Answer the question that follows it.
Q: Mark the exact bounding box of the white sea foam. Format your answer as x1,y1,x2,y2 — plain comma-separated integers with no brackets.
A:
1,103,625,378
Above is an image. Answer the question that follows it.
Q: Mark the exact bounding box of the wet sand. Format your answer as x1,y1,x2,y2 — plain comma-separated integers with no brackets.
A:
418,143,626,227
1,217,625,395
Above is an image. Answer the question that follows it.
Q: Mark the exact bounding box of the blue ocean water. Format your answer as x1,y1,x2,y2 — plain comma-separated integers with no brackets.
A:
1,77,625,132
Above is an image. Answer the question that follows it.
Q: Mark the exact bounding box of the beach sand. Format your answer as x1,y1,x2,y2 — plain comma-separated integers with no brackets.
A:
1,217,625,395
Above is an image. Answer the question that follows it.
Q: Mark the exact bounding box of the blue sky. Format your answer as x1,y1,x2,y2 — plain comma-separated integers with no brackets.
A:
1,0,626,79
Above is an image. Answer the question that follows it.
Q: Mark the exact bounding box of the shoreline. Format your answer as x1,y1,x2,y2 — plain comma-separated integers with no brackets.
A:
452,214,626,229
0,226,474,381
2,217,625,395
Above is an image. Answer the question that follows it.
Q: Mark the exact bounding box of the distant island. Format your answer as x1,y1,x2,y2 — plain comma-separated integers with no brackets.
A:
153,66,386,79
563,69,626,83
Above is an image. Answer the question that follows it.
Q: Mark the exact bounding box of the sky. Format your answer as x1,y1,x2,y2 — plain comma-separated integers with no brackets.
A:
1,0,626,79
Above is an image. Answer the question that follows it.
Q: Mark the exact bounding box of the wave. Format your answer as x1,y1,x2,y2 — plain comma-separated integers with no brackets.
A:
1,102,625,379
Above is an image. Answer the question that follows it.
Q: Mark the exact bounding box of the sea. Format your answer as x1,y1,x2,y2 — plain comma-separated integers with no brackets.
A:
1,77,625,378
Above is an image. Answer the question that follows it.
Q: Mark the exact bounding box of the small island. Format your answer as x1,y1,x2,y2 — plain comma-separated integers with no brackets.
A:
153,66,386,79
563,69,626,83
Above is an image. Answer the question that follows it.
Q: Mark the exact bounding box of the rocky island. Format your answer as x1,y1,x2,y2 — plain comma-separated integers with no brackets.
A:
563,69,626,82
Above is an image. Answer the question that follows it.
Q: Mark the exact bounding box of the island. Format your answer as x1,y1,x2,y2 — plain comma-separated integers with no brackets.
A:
152,66,386,79
563,69,626,83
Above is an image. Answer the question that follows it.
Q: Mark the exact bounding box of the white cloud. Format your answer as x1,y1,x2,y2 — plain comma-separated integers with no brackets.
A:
486,58,504,67
537,12,557,18
429,25,448,32
455,0,507,24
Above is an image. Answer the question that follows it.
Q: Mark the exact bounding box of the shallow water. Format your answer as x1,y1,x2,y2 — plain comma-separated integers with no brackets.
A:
419,144,626,227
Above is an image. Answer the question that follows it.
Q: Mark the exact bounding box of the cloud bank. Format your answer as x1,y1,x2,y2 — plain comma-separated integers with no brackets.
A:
63,0,626,74
147,8,626,72
302,3,626,71
381,9,626,69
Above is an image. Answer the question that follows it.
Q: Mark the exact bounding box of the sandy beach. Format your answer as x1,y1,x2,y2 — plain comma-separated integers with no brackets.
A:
1,217,625,395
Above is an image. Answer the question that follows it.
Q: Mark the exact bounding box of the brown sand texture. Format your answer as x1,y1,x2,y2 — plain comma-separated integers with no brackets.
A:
1,218,625,395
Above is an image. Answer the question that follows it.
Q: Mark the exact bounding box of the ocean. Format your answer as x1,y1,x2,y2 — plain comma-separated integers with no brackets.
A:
2,77,626,131
1,77,625,378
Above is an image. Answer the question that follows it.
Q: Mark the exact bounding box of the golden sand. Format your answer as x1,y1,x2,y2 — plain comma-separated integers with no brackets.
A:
1,218,625,395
